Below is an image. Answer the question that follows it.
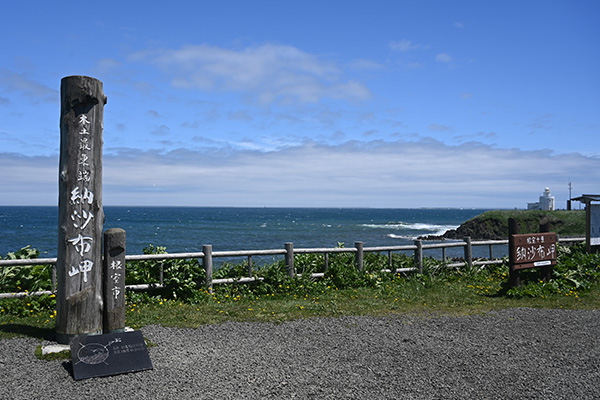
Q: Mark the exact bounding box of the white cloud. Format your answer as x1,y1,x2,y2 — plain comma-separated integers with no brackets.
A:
0,154,58,205
435,53,453,63
389,39,421,52
428,124,452,132
349,59,385,70
151,124,170,136
3,139,598,207
228,110,253,122
94,58,121,75
0,69,57,103
131,44,371,104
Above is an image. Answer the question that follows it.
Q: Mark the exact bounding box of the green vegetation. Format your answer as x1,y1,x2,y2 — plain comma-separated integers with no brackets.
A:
1,243,599,341
0,246,53,294
483,209,585,235
446,209,586,239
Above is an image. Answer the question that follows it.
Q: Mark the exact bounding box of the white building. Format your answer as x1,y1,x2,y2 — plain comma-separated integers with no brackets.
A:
527,187,555,210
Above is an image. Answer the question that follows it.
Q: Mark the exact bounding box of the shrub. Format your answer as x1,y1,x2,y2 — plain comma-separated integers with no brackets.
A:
0,246,52,293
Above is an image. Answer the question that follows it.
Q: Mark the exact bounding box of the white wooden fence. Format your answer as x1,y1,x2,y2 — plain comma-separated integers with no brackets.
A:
0,236,585,298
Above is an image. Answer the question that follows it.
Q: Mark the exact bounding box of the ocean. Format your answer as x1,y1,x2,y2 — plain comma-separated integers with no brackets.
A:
0,207,493,260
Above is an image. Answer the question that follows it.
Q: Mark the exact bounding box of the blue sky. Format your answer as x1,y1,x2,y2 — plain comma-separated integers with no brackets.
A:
1,0,599,208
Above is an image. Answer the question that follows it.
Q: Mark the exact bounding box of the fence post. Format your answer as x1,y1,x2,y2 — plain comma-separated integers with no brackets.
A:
103,228,126,334
56,76,107,344
463,236,473,268
324,253,329,272
285,242,295,278
159,262,164,286
203,245,213,294
414,240,423,273
539,217,552,282
355,241,364,271
51,265,57,293
508,218,521,287
247,255,253,278
489,244,494,259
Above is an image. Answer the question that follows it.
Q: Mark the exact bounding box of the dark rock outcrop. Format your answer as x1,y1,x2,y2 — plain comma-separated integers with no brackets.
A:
442,217,507,240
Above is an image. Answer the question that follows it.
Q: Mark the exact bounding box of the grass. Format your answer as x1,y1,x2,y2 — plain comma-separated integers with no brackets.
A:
473,209,586,237
123,285,599,331
3,262,599,341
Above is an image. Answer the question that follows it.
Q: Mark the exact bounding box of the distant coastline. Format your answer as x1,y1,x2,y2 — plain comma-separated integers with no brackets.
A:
421,210,586,241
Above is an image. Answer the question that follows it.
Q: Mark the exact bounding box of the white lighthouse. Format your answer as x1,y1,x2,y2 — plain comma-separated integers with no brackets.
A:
528,187,555,210
540,187,555,210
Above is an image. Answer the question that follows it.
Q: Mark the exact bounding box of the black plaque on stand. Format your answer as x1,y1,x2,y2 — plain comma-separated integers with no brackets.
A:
70,330,153,380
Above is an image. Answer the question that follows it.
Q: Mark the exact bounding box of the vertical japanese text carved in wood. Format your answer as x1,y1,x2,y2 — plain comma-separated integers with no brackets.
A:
56,76,107,344
104,228,126,333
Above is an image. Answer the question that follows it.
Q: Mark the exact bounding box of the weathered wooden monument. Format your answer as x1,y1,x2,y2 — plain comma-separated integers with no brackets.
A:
53,76,151,377
56,76,107,344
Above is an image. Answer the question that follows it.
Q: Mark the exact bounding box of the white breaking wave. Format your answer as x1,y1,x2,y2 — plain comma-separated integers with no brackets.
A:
362,222,458,235
387,234,417,240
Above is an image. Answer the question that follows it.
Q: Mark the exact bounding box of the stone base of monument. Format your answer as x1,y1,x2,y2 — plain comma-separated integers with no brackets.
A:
42,343,71,355
42,326,134,355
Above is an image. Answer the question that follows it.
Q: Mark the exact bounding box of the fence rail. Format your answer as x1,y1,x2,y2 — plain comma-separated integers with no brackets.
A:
0,236,585,298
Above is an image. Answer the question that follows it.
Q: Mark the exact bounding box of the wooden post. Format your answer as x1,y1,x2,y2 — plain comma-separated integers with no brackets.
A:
285,242,295,278
159,262,164,286
585,201,591,253
103,228,126,333
247,255,253,278
51,265,57,292
355,241,364,271
463,236,473,268
539,217,552,282
414,239,423,274
324,253,329,272
56,76,107,344
203,245,213,294
508,218,521,287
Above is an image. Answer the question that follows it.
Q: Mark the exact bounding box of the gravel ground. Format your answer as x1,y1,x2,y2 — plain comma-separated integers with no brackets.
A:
0,308,599,399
